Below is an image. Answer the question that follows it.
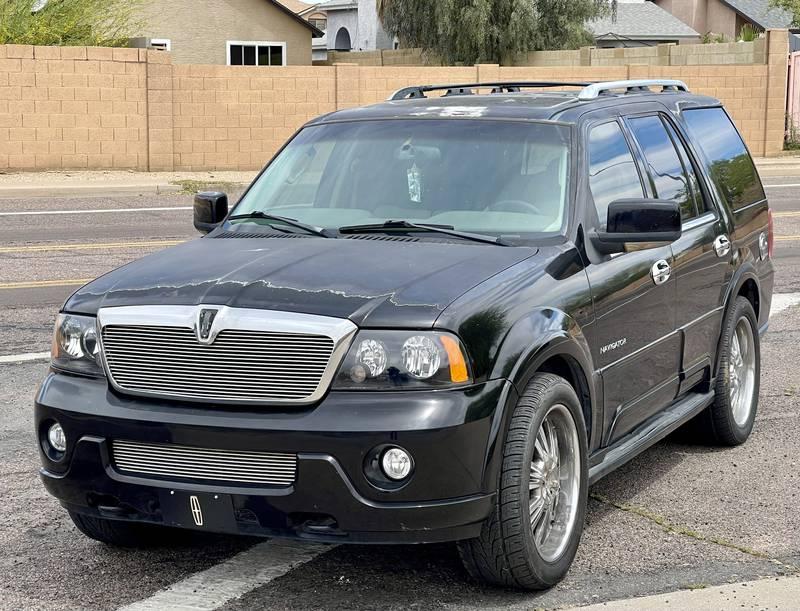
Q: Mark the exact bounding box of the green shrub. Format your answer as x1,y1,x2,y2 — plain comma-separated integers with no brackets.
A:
0,0,143,47
738,24,760,42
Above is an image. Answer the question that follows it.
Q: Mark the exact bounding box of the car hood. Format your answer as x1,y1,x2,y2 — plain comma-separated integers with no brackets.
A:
65,236,538,328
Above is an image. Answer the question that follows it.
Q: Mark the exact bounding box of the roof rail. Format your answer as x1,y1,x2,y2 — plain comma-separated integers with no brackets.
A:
388,81,592,101
577,79,689,100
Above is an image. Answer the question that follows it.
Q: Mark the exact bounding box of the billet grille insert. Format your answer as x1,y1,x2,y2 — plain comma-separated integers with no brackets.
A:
111,439,297,486
101,325,335,402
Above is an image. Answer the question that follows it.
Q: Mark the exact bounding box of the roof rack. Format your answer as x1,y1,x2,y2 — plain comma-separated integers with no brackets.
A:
388,81,592,101
576,79,689,100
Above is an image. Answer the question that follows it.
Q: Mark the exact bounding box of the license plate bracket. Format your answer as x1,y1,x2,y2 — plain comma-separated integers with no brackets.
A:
158,489,237,532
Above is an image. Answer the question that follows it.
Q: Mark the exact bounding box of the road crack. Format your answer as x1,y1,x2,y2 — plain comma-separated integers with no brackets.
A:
590,492,800,574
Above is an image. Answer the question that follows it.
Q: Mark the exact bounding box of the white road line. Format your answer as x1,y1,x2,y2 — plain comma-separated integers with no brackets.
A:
0,351,50,364
764,183,800,188
0,206,192,217
117,540,332,611
772,292,800,316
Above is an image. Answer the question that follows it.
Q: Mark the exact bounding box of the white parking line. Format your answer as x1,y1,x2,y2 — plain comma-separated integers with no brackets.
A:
0,352,50,364
0,206,191,217
117,540,332,611
772,292,800,315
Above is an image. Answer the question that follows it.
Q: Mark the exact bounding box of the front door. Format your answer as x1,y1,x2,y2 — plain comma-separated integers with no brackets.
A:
580,118,681,446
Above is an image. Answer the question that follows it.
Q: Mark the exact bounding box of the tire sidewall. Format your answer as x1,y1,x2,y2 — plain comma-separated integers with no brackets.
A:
716,297,760,442
515,377,589,586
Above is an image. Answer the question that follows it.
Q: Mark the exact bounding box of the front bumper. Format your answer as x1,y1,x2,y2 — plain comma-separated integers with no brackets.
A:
35,371,516,544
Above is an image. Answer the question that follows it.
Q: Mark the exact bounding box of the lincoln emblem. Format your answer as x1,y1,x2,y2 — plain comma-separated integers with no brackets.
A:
189,495,203,526
197,308,219,343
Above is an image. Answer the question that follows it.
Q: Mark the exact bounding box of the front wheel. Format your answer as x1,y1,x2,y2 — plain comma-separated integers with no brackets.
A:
457,373,588,590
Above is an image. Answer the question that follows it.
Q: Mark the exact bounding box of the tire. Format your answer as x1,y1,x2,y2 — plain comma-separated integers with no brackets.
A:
702,296,760,446
68,511,174,547
457,373,588,590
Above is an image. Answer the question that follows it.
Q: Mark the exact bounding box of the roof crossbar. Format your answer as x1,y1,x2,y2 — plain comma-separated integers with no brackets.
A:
577,79,689,100
388,81,593,101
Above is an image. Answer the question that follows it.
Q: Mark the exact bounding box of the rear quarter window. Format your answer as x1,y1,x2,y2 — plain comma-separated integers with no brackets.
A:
682,108,765,210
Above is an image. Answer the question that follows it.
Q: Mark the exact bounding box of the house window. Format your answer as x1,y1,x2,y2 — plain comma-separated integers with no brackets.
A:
227,41,286,66
309,17,327,31
150,38,171,52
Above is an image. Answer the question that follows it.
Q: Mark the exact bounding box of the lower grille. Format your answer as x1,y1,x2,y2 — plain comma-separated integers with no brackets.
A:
111,440,297,486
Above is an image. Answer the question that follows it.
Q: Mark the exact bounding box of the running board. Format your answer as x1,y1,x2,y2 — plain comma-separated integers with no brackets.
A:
588,390,714,484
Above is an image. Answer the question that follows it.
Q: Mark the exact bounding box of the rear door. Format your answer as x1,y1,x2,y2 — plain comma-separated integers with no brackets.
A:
624,111,731,394
580,115,680,447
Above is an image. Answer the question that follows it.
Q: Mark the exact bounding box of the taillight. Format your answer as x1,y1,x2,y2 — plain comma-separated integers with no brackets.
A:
768,208,774,259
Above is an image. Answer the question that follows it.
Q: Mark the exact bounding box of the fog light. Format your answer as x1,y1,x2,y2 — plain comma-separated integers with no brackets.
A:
47,422,66,453
381,447,412,481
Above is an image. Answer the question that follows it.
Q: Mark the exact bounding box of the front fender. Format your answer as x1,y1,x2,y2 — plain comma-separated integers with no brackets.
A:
477,309,601,493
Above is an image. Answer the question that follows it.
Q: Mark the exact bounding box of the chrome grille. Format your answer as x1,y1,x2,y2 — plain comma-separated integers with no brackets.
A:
111,440,296,486
101,325,334,403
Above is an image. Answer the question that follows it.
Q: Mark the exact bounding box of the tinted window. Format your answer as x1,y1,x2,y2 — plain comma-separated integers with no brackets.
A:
629,115,696,220
588,121,644,228
683,108,765,210
662,118,707,216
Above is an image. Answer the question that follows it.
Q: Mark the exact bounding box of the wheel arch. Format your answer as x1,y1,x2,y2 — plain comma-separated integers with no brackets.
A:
480,309,599,492
714,263,761,374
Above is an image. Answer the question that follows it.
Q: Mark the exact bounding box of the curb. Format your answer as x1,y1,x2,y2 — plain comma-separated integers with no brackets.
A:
0,183,184,199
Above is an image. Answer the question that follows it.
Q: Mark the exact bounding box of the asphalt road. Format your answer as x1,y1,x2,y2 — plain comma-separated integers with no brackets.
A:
1,182,798,610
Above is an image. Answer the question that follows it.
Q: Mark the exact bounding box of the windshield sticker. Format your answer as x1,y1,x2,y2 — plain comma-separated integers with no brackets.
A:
407,162,422,203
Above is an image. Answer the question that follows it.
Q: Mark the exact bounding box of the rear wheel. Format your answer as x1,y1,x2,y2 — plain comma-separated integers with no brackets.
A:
457,373,588,590
69,511,175,547
703,296,760,445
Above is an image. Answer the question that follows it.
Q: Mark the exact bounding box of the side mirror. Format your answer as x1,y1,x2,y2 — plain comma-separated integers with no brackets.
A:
193,191,229,234
591,199,682,254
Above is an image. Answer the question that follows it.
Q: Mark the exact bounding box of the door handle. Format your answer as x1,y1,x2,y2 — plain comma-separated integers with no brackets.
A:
713,235,731,257
651,259,671,286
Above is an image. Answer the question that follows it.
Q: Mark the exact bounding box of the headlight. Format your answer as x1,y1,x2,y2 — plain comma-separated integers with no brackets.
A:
51,313,105,377
333,331,471,390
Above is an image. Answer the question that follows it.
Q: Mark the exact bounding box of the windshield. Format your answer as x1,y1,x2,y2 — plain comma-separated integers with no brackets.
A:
232,119,571,236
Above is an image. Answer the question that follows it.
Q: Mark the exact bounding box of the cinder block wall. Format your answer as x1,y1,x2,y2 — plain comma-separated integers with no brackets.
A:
0,44,149,170
171,65,336,171
0,30,789,171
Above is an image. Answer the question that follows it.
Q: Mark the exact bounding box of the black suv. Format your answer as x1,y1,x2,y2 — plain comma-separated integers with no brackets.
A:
36,80,774,589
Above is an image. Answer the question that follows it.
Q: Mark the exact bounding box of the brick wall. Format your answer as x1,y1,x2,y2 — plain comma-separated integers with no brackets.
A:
171,64,336,171
0,31,789,171
0,44,148,170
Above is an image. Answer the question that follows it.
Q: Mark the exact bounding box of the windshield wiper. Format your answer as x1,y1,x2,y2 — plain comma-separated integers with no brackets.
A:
227,211,331,238
338,220,509,246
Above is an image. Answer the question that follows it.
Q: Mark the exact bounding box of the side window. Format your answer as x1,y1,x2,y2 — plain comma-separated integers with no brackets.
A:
628,115,697,220
588,121,645,229
682,107,766,210
661,119,708,216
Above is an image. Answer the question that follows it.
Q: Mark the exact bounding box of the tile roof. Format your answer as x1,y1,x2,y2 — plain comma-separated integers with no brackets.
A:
277,0,316,13
270,0,325,36
720,0,793,29
588,1,701,39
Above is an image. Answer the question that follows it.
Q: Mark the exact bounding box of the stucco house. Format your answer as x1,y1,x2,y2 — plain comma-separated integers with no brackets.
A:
589,1,702,46
317,0,395,52
134,0,323,65
654,0,792,40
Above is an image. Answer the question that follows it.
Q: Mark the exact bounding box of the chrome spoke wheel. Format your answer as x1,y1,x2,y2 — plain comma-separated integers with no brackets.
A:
729,316,756,427
528,404,581,563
